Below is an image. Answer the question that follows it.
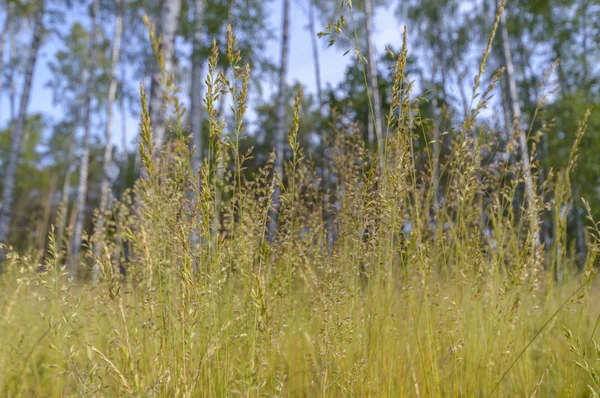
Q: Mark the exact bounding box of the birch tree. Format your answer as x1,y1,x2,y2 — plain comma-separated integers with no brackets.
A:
497,0,539,248
307,0,322,109
56,122,77,253
148,0,181,151
71,0,101,269
0,2,44,250
94,0,124,271
8,21,18,120
0,3,14,119
268,0,291,240
47,22,92,255
363,0,383,165
190,0,205,174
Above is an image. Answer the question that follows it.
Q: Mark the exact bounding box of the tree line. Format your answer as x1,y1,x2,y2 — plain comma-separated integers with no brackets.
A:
0,0,598,271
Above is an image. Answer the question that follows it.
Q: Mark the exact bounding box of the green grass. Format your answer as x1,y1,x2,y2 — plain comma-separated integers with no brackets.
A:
1,16,600,398
1,248,599,396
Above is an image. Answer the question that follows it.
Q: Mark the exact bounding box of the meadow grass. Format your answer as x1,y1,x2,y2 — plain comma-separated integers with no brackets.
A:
1,14,600,398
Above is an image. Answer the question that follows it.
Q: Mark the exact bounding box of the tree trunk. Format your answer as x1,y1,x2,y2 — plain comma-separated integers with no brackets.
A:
148,0,182,151
71,0,101,271
307,0,333,245
55,94,85,257
268,0,291,240
580,0,589,96
115,63,128,275
364,0,384,168
572,185,587,271
431,85,441,217
500,75,512,142
308,0,322,109
191,0,205,174
0,14,12,119
8,23,17,120
93,0,124,276
37,173,58,251
497,0,539,248
212,92,227,238
56,129,77,256
0,4,44,252
431,18,447,223
189,0,205,258
367,108,374,150
120,62,128,171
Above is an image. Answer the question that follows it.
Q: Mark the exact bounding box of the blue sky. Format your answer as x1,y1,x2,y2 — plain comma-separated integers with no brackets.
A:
0,1,403,152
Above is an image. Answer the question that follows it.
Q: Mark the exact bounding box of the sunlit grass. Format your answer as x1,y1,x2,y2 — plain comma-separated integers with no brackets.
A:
1,10,599,397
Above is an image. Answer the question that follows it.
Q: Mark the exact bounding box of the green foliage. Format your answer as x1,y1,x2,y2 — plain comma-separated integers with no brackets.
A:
46,21,111,115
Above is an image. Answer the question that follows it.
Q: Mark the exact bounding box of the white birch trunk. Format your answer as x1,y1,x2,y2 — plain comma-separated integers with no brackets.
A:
364,0,384,168
93,0,124,276
269,0,291,240
0,4,44,250
0,12,12,119
497,0,539,248
191,0,205,174
189,0,205,257
55,121,79,256
308,0,333,245
148,0,182,151
308,0,322,109
120,63,128,170
71,0,101,270
8,23,17,120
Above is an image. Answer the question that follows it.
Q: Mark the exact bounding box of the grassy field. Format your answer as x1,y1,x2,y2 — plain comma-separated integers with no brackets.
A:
1,18,600,398
1,249,599,397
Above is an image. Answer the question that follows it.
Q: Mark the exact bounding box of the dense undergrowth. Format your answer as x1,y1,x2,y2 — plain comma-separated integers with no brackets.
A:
1,9,600,398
